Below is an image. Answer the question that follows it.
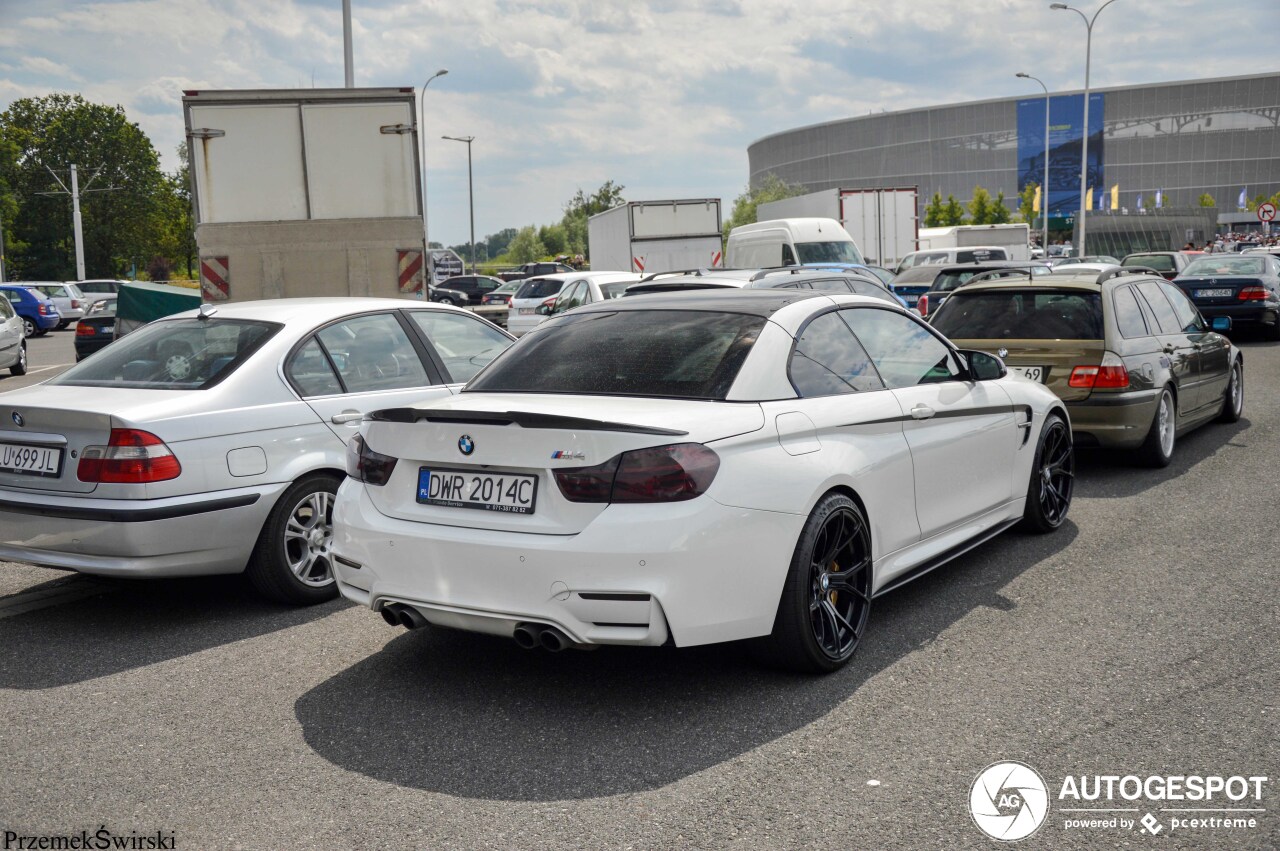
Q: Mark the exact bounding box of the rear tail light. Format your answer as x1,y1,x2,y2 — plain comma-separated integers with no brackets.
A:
75,323,95,336
541,296,557,309
917,294,928,315
77,428,181,483
554,443,720,503
346,434,398,486
1238,286,1268,301
71,299,81,309
38,303,52,315
1068,351,1129,390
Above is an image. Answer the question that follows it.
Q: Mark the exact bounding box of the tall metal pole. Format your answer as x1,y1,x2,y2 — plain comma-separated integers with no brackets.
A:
342,0,354,87
0,212,7,283
443,135,477,274
419,69,448,292
1052,0,1120,258
71,164,86,281
1017,73,1051,256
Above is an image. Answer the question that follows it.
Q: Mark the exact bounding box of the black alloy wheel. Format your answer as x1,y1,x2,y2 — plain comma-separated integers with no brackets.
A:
1020,413,1074,533
755,493,872,673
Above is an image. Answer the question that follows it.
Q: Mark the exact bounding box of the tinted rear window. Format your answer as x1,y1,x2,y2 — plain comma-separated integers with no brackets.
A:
466,310,764,400
892,267,943,284
514,278,566,300
1125,254,1175,272
51,318,281,389
956,249,1006,263
1182,256,1265,276
930,290,1104,340
932,270,988,292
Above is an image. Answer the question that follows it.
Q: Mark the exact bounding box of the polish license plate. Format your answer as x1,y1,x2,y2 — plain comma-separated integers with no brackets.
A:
417,467,538,514
1009,365,1046,382
1194,288,1232,298
518,308,535,315
102,324,114,334
0,442,63,477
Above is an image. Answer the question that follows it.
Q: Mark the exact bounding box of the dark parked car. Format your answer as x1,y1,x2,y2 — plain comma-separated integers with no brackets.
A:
1120,251,1201,280
428,284,470,307
915,261,1052,318
1171,253,1280,340
0,284,61,337
498,262,575,283
73,296,117,360
436,275,507,305
931,273,1241,467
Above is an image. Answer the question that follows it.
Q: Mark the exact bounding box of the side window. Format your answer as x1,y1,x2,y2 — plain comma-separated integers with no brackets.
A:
0,297,13,319
4,291,22,304
1112,286,1150,338
1134,281,1181,334
806,279,851,293
788,311,884,397
1159,282,1205,333
554,281,584,313
478,278,499,292
781,244,797,265
286,338,343,397
776,281,811,290
408,310,512,383
842,308,963,388
316,313,431,392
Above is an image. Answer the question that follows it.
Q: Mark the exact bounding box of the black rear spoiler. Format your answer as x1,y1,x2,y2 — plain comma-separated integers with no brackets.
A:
369,408,688,436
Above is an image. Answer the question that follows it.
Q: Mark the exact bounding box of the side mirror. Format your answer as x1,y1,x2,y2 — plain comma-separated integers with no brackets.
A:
959,349,1007,381
1211,316,1231,333
536,304,553,316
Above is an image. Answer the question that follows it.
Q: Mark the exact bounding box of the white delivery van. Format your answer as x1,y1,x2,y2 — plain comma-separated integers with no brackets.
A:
725,218,864,268
894,245,1010,273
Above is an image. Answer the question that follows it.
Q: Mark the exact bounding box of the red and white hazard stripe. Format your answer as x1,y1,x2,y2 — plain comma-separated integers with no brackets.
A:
633,256,646,272
200,256,230,301
397,249,425,295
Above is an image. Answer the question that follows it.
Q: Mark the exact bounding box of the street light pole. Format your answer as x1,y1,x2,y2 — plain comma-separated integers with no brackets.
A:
419,69,448,292
1051,0,1120,258
1017,73,1052,257
442,135,476,274
342,0,354,87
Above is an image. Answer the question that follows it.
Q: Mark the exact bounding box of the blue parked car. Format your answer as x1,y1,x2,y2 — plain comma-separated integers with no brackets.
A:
0,284,62,338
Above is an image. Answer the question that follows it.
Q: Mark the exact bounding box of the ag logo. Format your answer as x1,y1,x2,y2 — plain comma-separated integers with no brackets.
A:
457,434,474,456
969,761,1049,841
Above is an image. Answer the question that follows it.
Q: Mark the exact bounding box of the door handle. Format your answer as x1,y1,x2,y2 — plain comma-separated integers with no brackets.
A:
910,404,935,420
331,411,363,424
1192,342,1203,350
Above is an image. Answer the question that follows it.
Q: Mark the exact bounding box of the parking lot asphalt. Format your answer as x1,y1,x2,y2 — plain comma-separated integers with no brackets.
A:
0,329,1276,849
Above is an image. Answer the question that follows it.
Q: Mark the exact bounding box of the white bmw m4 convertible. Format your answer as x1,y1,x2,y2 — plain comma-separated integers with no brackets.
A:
333,290,1074,672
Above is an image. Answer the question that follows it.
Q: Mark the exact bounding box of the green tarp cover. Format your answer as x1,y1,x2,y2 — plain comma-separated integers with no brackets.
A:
116,281,201,331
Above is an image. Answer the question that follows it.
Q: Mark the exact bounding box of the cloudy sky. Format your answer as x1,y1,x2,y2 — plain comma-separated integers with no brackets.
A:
1,0,1277,247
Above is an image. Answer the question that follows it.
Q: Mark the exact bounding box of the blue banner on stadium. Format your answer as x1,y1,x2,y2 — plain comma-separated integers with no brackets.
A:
1017,93,1104,215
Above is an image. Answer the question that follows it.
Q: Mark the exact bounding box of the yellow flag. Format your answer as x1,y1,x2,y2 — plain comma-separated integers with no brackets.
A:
1110,184,1119,210
1086,187,1094,211
1033,185,1041,213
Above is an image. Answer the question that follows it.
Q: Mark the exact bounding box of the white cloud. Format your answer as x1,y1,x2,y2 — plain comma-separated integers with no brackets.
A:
1,0,1277,245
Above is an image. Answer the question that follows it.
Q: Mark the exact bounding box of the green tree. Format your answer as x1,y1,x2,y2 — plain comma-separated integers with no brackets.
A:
923,192,945,228
538,223,568,256
485,227,517,259
989,191,1011,224
564,180,626,257
1018,183,1039,224
1198,193,1216,207
722,173,805,237
0,93,168,279
507,226,546,264
940,194,966,226
967,186,992,225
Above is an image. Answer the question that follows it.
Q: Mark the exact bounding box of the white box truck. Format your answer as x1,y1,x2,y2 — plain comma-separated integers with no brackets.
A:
756,187,918,268
587,199,723,274
916,224,1031,260
183,87,428,302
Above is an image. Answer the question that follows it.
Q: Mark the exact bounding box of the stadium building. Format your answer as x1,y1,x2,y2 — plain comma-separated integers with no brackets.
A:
748,72,1280,251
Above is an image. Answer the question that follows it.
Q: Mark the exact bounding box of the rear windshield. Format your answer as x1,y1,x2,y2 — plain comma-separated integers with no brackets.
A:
599,281,632,299
1182,256,1265,276
892,267,942,284
1124,254,1175,272
33,285,69,299
51,318,281,389
933,270,991,292
466,310,764,400
930,290,1104,340
796,241,864,265
514,277,566,300
957,249,1006,263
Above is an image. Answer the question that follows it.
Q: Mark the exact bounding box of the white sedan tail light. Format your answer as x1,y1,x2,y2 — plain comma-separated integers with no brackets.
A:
77,428,181,483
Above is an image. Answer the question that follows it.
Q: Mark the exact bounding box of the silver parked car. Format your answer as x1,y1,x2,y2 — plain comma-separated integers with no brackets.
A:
31,282,88,328
0,298,514,604
0,295,26,376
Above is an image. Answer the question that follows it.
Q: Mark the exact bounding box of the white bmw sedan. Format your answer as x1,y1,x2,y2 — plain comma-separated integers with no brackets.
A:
334,290,1074,672
0,298,513,605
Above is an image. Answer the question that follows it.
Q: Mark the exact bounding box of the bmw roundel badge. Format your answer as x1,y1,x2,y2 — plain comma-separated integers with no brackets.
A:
458,434,475,456
997,348,1008,359
11,411,22,427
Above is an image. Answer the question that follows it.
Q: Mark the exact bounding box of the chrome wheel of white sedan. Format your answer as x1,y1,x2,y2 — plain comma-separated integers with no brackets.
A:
248,474,340,605
333,290,1072,672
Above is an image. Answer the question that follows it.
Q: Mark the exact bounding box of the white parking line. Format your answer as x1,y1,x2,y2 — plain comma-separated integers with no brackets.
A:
24,363,74,374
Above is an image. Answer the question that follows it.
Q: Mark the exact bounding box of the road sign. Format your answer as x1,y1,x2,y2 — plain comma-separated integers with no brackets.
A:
1259,202,1277,222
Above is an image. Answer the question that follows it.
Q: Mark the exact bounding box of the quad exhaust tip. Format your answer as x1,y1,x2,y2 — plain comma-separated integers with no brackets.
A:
381,603,428,630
